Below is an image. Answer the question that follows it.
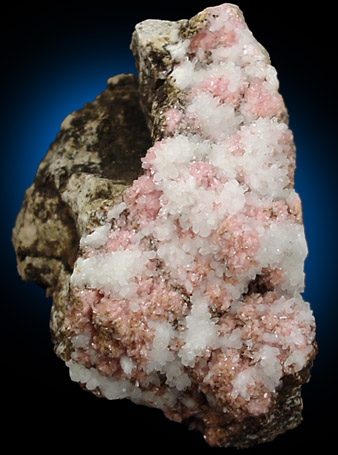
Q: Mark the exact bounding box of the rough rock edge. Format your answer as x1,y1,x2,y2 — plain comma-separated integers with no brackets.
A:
12,73,152,357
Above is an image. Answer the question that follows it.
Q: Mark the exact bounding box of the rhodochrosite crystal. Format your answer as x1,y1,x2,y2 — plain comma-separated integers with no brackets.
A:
12,3,316,448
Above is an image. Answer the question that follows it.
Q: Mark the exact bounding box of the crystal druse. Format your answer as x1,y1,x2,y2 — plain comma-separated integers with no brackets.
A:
12,4,317,448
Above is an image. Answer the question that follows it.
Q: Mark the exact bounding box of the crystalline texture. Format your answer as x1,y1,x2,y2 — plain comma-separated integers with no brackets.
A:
12,4,316,449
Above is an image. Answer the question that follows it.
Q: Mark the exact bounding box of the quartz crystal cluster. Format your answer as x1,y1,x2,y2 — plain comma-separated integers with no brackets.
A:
12,3,317,448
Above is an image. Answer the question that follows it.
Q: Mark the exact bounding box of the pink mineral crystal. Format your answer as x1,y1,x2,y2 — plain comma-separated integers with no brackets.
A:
61,3,315,448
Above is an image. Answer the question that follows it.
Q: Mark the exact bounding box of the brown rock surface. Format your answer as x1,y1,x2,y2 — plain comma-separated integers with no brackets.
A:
12,73,152,357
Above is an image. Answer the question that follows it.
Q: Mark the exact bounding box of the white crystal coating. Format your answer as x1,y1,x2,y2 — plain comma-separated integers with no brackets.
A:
79,224,111,248
71,249,153,297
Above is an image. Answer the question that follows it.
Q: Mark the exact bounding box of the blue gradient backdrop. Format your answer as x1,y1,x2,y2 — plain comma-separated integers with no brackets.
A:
2,2,336,452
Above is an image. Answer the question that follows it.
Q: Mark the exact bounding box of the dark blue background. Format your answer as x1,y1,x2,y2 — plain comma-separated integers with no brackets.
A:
2,2,336,452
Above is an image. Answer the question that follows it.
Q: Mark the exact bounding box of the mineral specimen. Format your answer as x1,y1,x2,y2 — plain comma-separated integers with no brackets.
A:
12,3,317,448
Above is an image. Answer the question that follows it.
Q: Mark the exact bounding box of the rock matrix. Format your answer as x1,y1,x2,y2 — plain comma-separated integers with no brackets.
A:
12,4,316,448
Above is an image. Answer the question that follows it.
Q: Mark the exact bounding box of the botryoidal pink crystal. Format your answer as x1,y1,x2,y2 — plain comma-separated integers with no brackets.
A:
13,3,316,448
